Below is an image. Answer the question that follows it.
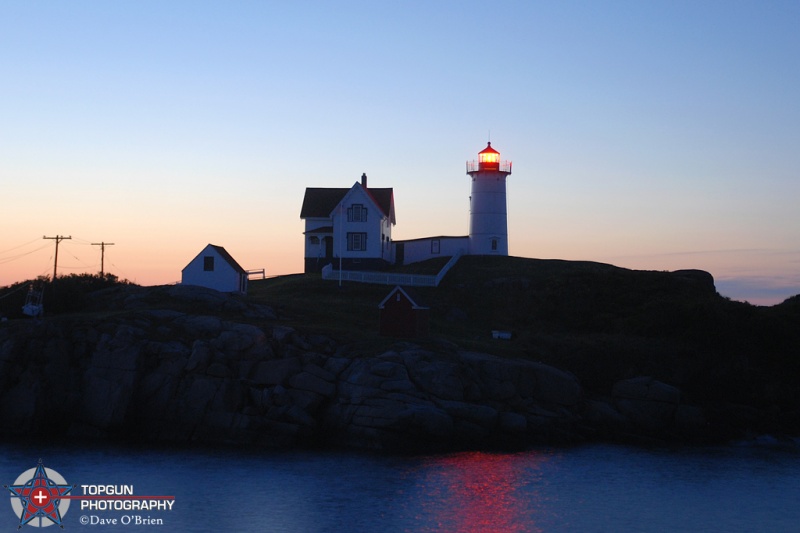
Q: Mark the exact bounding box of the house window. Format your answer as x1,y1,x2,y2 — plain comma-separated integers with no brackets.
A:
203,256,215,271
309,236,320,245
347,232,367,251
431,239,440,254
491,239,498,251
347,204,367,222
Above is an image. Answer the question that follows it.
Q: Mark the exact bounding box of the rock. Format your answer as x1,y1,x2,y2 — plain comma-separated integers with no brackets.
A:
271,326,295,342
674,404,709,438
613,376,681,432
177,315,222,337
400,404,453,438
405,357,464,401
185,340,214,372
250,358,303,386
91,327,143,371
499,411,527,433
529,363,582,406
6,282,772,451
614,376,681,404
584,399,630,432
80,367,136,429
323,356,352,376
207,362,230,378
439,400,497,428
0,381,38,434
289,370,336,397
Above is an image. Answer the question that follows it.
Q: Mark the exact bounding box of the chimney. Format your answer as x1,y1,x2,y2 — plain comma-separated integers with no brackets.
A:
361,173,367,188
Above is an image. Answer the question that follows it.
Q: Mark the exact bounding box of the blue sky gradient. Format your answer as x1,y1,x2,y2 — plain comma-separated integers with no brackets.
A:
1,1,798,304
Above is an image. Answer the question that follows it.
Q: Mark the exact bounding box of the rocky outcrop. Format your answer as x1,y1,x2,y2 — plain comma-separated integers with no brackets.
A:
0,311,589,451
0,285,765,451
324,348,584,450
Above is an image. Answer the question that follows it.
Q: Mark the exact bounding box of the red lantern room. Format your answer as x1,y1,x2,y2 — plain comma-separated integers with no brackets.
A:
467,142,511,174
477,142,500,170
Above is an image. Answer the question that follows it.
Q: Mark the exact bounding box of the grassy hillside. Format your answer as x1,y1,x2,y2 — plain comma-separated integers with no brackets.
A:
248,256,800,412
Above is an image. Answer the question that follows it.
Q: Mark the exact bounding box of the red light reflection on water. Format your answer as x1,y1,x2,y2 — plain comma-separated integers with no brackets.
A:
411,450,552,533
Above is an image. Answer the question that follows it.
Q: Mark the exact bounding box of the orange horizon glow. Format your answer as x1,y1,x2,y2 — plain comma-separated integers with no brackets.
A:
2,234,798,307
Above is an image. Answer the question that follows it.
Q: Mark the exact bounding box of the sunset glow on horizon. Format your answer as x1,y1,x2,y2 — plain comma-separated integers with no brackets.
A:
2,2,798,306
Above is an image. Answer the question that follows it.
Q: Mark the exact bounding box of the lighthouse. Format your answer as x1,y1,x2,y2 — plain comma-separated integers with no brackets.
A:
467,142,512,255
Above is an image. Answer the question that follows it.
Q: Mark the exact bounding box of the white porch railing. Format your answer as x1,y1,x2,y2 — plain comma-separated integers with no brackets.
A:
322,250,463,287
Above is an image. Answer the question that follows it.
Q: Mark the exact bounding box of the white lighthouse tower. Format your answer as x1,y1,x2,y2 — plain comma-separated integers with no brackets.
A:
467,142,512,255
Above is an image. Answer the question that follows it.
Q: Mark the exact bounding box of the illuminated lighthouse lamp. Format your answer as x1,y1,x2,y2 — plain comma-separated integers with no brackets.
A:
478,143,500,169
467,142,511,173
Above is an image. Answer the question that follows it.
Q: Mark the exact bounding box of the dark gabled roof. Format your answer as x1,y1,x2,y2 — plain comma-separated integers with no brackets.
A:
364,187,395,221
300,188,350,218
208,244,246,274
300,184,394,221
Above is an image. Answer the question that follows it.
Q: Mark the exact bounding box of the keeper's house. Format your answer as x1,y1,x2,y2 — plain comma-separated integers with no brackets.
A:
300,173,395,273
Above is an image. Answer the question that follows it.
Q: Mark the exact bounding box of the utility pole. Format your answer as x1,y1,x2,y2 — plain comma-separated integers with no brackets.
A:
91,241,115,276
43,235,71,281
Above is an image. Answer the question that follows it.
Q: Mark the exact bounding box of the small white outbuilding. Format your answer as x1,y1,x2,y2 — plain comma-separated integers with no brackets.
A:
181,244,248,294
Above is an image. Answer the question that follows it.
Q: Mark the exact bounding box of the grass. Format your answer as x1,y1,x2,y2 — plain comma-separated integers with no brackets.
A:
244,256,800,399
245,258,537,356
248,274,398,348
244,256,668,358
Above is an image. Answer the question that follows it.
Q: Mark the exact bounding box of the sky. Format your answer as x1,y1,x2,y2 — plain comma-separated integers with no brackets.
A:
1,1,798,305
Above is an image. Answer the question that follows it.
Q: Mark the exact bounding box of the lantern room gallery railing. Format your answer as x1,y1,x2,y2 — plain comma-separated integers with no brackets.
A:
466,161,512,173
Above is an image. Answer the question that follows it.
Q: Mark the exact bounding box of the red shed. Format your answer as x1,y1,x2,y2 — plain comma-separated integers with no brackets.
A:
378,286,430,338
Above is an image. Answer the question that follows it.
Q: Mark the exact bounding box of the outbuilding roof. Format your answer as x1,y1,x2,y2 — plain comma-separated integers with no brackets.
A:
207,244,246,274
378,286,429,310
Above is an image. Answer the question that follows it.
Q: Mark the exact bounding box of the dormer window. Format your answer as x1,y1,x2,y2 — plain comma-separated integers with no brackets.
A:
347,204,367,222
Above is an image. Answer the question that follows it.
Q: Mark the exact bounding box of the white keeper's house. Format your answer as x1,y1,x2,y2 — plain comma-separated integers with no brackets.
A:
300,142,512,273
300,174,396,273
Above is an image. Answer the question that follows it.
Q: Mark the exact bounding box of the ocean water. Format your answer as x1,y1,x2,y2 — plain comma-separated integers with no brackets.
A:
2,441,799,532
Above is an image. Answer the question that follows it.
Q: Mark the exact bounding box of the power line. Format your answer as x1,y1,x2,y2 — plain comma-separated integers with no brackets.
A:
108,261,130,281
0,238,42,256
43,235,71,280
0,242,51,265
91,242,115,276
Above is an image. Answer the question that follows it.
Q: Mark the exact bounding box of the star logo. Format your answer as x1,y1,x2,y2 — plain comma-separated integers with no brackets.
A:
5,460,75,529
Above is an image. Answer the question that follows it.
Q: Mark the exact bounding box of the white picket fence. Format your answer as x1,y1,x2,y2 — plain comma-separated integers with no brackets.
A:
322,250,463,287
